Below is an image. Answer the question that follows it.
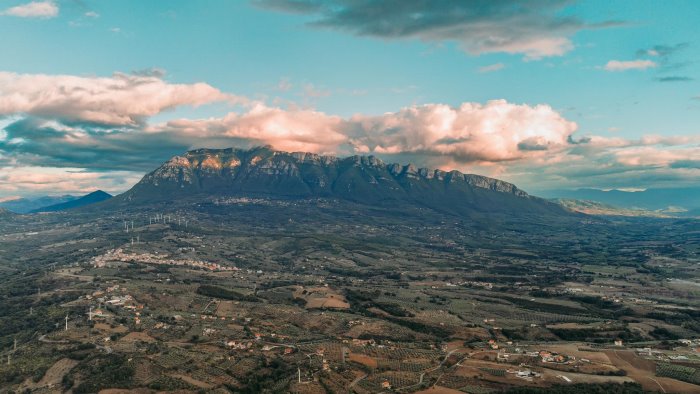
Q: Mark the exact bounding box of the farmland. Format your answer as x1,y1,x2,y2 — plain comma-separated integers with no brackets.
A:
0,200,698,392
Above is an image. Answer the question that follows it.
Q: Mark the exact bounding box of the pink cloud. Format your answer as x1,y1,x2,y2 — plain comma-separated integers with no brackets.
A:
614,146,700,167
153,100,577,163
346,100,576,162
1,69,697,194
0,166,141,194
156,103,346,153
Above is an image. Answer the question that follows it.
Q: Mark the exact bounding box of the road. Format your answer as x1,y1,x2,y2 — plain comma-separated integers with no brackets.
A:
612,349,667,393
349,373,367,390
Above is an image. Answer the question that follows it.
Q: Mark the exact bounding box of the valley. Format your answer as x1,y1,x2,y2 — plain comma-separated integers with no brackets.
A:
0,179,698,393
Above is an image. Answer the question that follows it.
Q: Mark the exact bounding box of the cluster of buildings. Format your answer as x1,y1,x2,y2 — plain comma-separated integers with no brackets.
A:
491,343,578,366
86,284,141,309
91,248,239,271
507,369,541,381
636,341,700,360
532,350,574,364
226,340,254,350
464,281,494,290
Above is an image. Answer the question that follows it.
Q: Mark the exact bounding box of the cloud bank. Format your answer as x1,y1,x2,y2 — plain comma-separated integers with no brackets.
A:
0,71,243,126
0,70,698,195
253,0,615,59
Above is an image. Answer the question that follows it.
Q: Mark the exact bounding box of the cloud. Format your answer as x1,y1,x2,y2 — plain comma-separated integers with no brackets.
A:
0,71,244,126
636,43,693,81
478,63,505,73
143,100,575,165
277,77,292,92
343,101,576,162
153,104,346,154
1,69,698,195
0,98,575,172
253,0,617,59
0,166,142,195
84,11,99,18
1,1,58,18
603,60,657,71
0,195,21,203
637,43,689,58
655,76,693,82
671,160,700,169
300,83,330,99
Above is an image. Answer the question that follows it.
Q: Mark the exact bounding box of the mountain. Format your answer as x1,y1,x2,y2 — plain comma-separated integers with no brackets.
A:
545,187,700,216
32,190,112,213
114,146,573,218
0,195,77,213
0,207,16,217
552,198,672,218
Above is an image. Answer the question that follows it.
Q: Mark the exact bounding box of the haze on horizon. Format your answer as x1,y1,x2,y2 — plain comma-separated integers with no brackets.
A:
0,0,699,198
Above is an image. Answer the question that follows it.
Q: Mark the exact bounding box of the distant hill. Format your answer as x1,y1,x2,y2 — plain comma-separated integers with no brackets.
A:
111,146,575,219
553,198,672,218
0,207,16,217
0,195,77,213
32,190,112,213
546,187,700,217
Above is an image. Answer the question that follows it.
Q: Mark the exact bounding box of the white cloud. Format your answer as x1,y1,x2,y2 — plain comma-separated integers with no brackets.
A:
478,63,505,73
1,1,58,18
0,71,245,126
473,36,574,61
84,11,99,18
603,59,657,71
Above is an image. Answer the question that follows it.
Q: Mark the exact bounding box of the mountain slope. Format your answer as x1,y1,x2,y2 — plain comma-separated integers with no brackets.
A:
553,198,672,218
546,187,700,214
114,147,573,218
0,208,16,217
0,195,77,213
32,190,112,213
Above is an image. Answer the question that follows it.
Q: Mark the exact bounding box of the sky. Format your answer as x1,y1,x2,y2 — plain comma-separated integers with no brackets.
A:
0,0,699,198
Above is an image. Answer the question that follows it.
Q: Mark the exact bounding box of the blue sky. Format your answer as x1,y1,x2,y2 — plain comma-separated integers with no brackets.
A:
0,0,698,197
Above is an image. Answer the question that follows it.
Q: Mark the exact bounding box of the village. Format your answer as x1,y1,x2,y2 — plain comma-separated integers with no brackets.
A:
91,248,239,272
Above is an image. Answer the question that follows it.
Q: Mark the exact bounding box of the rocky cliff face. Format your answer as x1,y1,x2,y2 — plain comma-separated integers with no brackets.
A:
120,146,569,217
138,146,527,196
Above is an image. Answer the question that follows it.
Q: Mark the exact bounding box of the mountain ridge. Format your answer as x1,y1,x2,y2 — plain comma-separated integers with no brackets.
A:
545,186,700,216
32,190,112,213
133,146,528,196
0,195,78,213
111,146,572,218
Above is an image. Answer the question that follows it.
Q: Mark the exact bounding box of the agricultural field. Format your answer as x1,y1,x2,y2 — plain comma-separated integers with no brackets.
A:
0,201,699,392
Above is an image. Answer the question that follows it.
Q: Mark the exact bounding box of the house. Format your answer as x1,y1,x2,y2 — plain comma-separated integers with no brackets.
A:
614,339,624,347
381,380,391,389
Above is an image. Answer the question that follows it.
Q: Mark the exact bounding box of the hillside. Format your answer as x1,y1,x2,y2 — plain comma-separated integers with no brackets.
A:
0,195,77,213
32,191,113,213
553,198,672,218
547,187,700,215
